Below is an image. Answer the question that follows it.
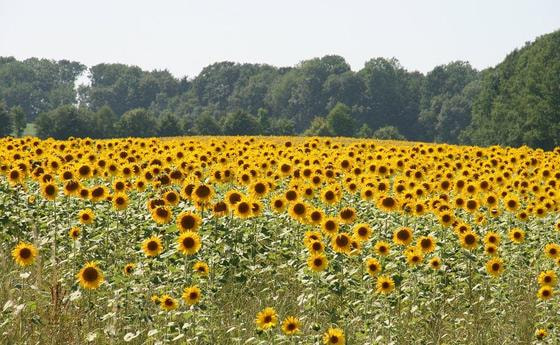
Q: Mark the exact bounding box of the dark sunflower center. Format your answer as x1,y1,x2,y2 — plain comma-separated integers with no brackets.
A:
421,239,431,248
116,197,125,205
325,191,335,200
183,237,195,248
287,323,296,330
369,264,377,271
196,185,210,198
544,276,552,283
492,263,500,271
156,208,168,217
19,248,32,259
189,292,198,300
312,242,322,251
45,185,55,195
514,232,521,239
166,193,177,202
83,267,99,282
341,209,353,219
330,335,339,343
382,282,390,289
82,214,90,221
294,204,305,215
313,258,323,266
181,216,195,229
264,315,272,323
147,241,158,251
325,221,336,231
165,299,173,306
286,191,297,201
238,202,250,213
542,289,551,297
397,230,410,241
254,183,266,194
382,197,395,207
336,235,349,247
358,227,368,236
550,248,557,255
465,234,475,245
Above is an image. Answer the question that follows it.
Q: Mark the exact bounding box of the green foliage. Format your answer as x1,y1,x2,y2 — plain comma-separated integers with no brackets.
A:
157,113,183,137
192,111,222,135
222,110,260,135
35,105,92,139
10,106,26,137
303,117,332,136
326,102,354,137
115,108,158,138
372,125,405,140
356,123,373,138
462,31,560,149
0,101,11,137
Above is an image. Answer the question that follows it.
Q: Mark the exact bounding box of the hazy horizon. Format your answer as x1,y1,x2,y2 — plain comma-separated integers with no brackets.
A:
1,0,559,78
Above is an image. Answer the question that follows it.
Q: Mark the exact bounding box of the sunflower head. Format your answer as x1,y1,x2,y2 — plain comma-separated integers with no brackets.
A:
68,227,80,240
323,327,345,345
281,316,301,335
11,242,38,267
193,261,210,276
160,294,178,311
255,307,277,331
177,231,202,256
142,236,163,257
77,262,104,290
182,285,202,306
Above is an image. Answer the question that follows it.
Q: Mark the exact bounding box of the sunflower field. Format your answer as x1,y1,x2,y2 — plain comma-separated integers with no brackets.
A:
1,136,560,345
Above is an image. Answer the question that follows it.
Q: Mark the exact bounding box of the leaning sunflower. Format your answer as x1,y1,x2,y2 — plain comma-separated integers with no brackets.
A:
142,236,163,257
255,307,277,331
77,262,104,289
193,261,210,277
281,316,301,335
177,231,202,255
11,242,38,267
323,327,345,345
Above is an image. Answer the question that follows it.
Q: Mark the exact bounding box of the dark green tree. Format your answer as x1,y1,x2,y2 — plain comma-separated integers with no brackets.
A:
303,117,332,136
157,113,183,137
222,110,260,135
372,126,405,140
10,106,26,137
34,105,92,139
0,101,11,136
115,108,158,138
192,111,222,135
326,103,354,137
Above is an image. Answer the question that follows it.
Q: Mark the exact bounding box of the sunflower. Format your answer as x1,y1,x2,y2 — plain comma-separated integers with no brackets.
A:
331,233,352,254
508,228,525,244
288,200,308,220
544,243,560,259
307,253,328,272
90,186,107,202
483,231,501,246
77,262,104,289
438,211,454,227
270,196,287,213
225,190,243,206
484,244,498,256
150,294,160,306
307,240,325,254
255,307,277,330
160,294,178,311
485,257,504,278
378,195,398,212
151,206,172,224
41,182,58,201
459,231,479,250
537,286,554,301
308,209,324,225
393,227,413,246
142,236,163,257
182,285,202,305
234,199,252,219
11,242,38,267
69,227,80,240
339,207,356,224
538,270,557,287
7,168,22,185
177,231,202,255
78,208,95,225
376,275,395,295
429,257,442,270
124,263,135,275
192,183,214,204
405,248,424,267
112,193,129,211
176,212,201,232
321,188,339,205
321,218,339,237
250,181,269,198
323,327,345,345
281,316,301,335
353,223,372,242
212,201,229,217
417,236,436,253
163,190,180,206
193,261,210,276
365,257,382,276
374,241,391,256
535,328,547,340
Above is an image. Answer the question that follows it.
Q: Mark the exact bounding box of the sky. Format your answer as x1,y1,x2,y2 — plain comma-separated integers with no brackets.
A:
0,0,559,79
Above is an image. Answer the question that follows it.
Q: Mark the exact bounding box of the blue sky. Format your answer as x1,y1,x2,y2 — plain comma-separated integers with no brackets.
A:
1,0,558,78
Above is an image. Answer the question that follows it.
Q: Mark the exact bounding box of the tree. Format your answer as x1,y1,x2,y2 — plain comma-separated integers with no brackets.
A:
192,111,222,135
115,108,158,138
10,106,26,137
372,126,405,140
222,110,260,135
303,117,332,136
270,117,296,135
356,123,373,138
326,103,355,137
34,105,92,139
0,101,11,136
157,113,183,137
90,105,117,138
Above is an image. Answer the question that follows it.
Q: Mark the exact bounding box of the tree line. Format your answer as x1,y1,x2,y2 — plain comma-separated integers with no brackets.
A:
1,30,558,149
